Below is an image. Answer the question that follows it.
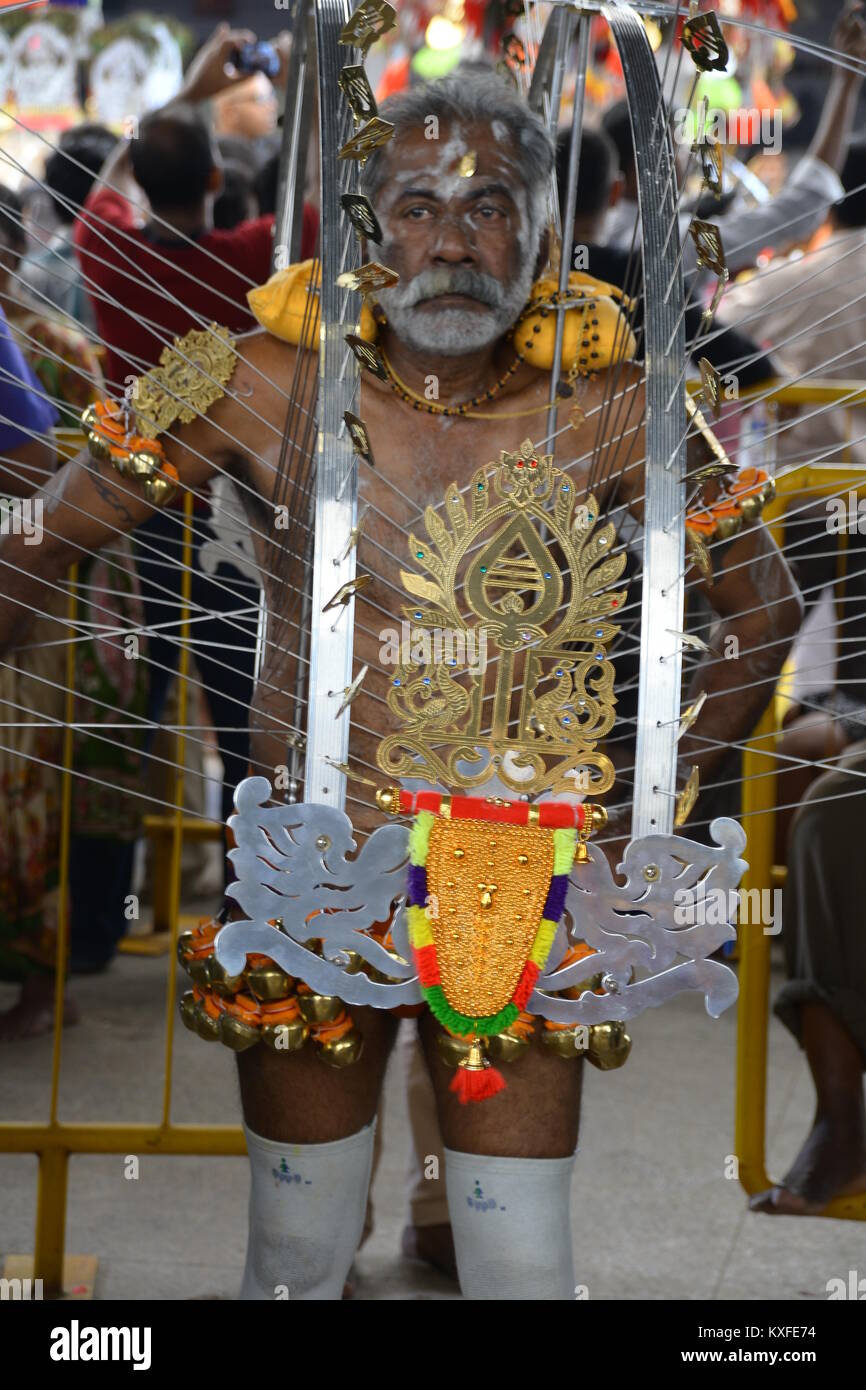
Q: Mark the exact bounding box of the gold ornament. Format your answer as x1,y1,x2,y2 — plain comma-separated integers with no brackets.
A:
337,117,395,166
486,1028,531,1063
457,151,477,178
179,991,198,1031
194,1002,221,1042
343,410,376,464
336,261,399,295
586,1020,632,1070
689,220,727,277
261,1019,309,1051
682,11,729,71
246,965,294,1001
218,1013,261,1052
322,574,373,613
425,817,554,1018
319,1028,365,1067
339,0,397,57
341,193,384,245
686,529,712,585
297,992,344,1024
134,324,238,438
436,1031,476,1067
676,690,707,741
698,357,722,418
675,765,700,827
338,64,378,123
540,1026,586,1059
377,440,625,796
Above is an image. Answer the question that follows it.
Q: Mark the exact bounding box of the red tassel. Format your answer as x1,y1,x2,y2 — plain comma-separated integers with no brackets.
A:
449,1061,507,1104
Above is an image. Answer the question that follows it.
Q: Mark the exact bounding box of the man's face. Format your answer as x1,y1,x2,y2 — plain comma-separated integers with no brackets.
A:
372,121,541,356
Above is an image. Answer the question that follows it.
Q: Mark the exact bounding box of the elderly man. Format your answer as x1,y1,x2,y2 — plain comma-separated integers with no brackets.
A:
0,74,801,1299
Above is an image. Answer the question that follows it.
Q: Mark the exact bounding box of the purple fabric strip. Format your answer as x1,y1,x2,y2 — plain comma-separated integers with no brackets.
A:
542,873,569,923
407,863,428,908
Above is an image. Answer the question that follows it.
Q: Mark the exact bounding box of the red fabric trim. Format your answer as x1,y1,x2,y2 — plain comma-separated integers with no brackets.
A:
414,943,440,988
512,961,540,1010
400,790,586,828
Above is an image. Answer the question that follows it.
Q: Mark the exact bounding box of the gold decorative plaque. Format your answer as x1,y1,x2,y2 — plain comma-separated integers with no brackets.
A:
377,440,627,796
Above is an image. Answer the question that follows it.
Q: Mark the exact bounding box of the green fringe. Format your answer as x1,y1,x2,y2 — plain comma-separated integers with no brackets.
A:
425,984,519,1037
409,811,435,866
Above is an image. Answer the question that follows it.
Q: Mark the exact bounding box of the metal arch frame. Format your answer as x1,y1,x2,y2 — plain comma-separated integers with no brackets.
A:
602,0,687,839
302,0,364,809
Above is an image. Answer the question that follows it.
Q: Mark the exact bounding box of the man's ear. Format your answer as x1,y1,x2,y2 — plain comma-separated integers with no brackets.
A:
207,164,224,197
533,226,550,281
609,172,625,209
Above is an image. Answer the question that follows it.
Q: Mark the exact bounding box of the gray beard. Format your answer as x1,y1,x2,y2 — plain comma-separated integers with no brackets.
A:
375,260,537,357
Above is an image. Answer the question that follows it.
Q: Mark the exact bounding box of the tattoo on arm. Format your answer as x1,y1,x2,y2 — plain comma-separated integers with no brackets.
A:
88,457,139,527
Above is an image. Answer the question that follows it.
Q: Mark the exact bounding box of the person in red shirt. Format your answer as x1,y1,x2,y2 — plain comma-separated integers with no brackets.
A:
74,23,317,392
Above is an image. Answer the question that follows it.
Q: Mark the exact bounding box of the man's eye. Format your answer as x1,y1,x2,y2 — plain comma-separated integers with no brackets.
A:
404,206,433,220
476,205,504,219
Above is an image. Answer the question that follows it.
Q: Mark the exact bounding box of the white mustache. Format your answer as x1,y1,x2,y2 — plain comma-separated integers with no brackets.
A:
382,267,505,311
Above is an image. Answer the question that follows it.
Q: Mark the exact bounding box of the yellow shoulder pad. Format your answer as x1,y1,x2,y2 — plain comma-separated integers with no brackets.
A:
247,260,377,348
514,271,637,374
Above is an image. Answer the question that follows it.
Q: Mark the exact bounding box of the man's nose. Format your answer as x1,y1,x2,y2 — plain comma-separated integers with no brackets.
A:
431,213,477,264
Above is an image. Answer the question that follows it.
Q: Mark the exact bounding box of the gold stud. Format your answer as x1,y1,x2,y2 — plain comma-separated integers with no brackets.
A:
454,848,464,859
518,854,528,865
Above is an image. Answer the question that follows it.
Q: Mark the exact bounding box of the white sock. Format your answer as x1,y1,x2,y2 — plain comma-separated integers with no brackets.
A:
240,1121,376,1300
444,1146,576,1300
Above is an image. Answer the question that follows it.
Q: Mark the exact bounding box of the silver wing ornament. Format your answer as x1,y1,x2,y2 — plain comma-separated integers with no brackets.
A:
532,817,745,1023
216,777,744,1023
215,776,419,1007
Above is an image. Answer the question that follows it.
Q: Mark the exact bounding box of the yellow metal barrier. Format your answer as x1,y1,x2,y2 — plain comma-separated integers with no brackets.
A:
729,386,866,1220
0,444,246,1296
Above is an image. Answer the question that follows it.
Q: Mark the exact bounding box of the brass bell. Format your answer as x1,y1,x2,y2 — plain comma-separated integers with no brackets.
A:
574,827,591,864
436,1031,475,1068
176,930,196,967
738,492,763,524
715,512,743,541
586,1020,632,1071
246,965,294,1001
143,471,178,507
193,1001,221,1042
540,1025,586,1059
462,1040,487,1072
179,991,198,1032
261,1018,309,1052
297,992,344,1024
590,804,608,833
208,957,245,997
187,954,214,988
128,449,157,480
486,1029,531,1063
218,1013,262,1052
761,477,776,505
319,1028,364,1068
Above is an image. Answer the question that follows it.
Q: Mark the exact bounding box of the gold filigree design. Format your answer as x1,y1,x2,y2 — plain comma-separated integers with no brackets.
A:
377,439,627,796
134,324,238,438
427,819,554,1015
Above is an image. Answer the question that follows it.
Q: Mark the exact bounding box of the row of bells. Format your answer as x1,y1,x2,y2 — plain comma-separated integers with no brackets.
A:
177,934,364,1068
437,1018,632,1070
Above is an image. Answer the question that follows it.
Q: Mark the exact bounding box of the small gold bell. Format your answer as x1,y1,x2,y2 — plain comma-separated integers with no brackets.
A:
297,992,344,1024
486,1029,531,1063
176,931,196,967
179,991,198,1032
261,1018,309,1052
187,955,214,988
586,1020,632,1071
218,1013,262,1052
208,957,245,997
193,1001,221,1042
462,1040,487,1072
246,965,294,1001
436,1031,475,1068
540,1025,585,1059
319,1028,365,1068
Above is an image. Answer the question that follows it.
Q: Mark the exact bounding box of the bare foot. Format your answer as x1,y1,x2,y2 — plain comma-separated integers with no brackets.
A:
750,1115,866,1215
401,1222,458,1281
0,974,79,1042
